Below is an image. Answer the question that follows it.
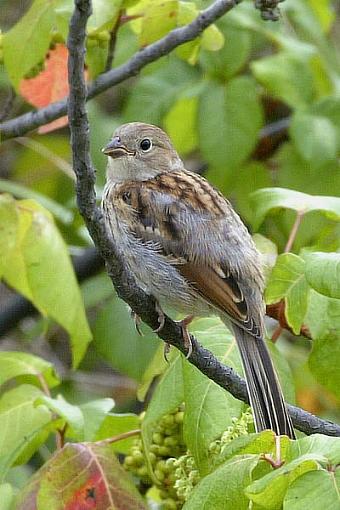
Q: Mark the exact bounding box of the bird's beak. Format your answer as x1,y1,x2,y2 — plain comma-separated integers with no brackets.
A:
102,136,135,158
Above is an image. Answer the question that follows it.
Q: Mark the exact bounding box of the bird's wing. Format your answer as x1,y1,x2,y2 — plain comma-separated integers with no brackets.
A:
114,170,264,338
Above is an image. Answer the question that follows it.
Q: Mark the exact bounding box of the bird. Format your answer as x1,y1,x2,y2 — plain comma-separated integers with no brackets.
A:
101,121,295,439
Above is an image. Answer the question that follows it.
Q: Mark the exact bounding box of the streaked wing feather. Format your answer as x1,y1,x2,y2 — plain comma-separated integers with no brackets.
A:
115,174,261,337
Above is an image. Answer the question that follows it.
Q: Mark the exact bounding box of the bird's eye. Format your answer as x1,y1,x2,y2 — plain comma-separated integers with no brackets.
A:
140,138,152,152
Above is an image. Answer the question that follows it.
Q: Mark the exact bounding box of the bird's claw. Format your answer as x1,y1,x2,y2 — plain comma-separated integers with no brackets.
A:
131,310,144,336
153,301,165,333
176,315,194,359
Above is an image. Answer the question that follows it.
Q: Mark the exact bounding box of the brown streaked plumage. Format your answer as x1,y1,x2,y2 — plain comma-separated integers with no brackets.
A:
102,121,295,439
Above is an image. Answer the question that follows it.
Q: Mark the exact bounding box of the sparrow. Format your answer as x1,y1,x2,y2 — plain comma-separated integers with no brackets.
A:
101,122,295,439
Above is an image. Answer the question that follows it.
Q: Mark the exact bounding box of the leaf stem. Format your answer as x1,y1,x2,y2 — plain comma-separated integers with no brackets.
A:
284,210,305,254
271,210,305,341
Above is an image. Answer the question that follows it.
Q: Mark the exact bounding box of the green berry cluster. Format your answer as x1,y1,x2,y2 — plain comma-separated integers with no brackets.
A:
124,408,187,509
209,408,253,458
172,453,200,503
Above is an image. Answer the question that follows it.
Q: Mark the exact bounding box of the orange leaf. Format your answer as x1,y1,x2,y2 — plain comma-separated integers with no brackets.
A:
19,44,87,134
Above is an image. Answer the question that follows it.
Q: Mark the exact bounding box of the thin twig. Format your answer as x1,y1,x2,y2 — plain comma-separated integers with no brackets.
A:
65,0,340,439
104,10,122,72
284,210,305,254
271,210,305,342
94,429,140,446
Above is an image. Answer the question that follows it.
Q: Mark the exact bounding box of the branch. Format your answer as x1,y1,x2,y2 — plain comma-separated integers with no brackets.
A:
66,0,340,438
1,0,239,140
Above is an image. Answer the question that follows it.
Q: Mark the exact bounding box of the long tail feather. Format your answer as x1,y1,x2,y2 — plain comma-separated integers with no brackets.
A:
232,324,295,439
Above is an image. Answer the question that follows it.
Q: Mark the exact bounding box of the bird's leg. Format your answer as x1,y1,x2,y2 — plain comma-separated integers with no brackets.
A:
152,301,171,359
130,310,144,337
152,301,194,359
176,315,194,359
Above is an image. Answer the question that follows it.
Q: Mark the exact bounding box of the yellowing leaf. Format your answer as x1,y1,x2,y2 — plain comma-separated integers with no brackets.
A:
140,0,178,46
1,197,91,367
201,24,224,52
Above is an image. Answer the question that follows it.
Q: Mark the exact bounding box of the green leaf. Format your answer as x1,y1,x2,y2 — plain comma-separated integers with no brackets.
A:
3,0,54,87
0,351,59,389
265,253,309,334
55,0,122,39
16,443,147,510
288,434,340,465
96,413,140,454
0,194,19,277
93,296,158,381
250,188,340,230
88,0,123,33
310,97,340,150
290,112,337,167
139,0,178,46
284,469,340,510
1,198,92,367
226,161,272,225
182,318,245,475
0,385,52,469
200,18,251,80
175,1,200,64
81,272,114,309
218,431,290,467
164,96,198,155
201,24,224,52
246,455,322,510
251,52,314,109
199,77,263,169
137,343,172,401
309,332,340,399
304,252,340,299
0,483,14,510
36,395,84,441
305,289,340,339
80,398,115,441
123,58,199,126
183,455,260,510
0,179,73,225
141,354,183,480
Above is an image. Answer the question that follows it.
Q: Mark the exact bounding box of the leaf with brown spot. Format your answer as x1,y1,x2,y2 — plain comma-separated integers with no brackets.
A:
15,443,146,510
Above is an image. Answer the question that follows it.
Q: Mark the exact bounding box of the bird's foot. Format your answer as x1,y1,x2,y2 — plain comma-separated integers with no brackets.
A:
176,315,194,359
163,342,171,363
153,301,166,333
131,310,144,336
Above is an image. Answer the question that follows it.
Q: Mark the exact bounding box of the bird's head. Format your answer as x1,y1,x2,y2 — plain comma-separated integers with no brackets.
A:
102,122,184,182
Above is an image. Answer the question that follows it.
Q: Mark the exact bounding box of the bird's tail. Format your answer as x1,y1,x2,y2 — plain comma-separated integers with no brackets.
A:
232,325,295,439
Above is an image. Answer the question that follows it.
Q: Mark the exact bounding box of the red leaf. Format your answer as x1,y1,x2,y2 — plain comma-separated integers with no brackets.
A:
15,443,147,510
